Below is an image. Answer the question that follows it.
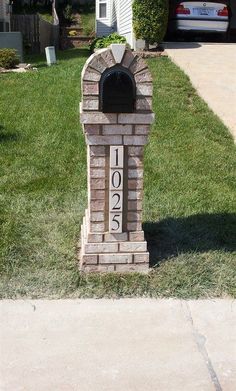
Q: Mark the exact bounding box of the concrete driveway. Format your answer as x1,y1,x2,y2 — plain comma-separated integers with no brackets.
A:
1,299,236,391
164,42,236,141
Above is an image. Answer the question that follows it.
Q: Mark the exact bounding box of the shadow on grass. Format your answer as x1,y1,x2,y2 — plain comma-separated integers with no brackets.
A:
0,125,19,143
143,213,236,267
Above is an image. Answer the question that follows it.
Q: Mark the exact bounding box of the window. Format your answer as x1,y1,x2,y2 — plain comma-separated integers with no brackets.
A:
99,0,107,18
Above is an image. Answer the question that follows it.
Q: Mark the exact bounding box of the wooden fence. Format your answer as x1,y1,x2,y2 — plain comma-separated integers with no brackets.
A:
11,12,59,54
11,14,40,54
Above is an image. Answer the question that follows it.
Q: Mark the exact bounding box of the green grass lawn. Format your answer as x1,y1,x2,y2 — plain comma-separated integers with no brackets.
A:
0,49,235,299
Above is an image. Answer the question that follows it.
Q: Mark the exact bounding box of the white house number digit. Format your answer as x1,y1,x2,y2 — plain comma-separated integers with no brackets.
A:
109,146,124,233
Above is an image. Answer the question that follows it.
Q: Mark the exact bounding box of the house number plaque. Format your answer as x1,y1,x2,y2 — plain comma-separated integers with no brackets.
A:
109,146,124,233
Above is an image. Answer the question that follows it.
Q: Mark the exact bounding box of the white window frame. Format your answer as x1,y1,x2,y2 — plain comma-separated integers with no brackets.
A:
98,0,107,19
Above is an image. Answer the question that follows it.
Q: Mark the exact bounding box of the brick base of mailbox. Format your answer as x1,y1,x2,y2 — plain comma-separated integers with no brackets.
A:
80,210,149,273
78,45,154,273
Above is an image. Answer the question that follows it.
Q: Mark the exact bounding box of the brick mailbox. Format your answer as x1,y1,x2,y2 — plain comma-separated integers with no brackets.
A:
80,44,155,273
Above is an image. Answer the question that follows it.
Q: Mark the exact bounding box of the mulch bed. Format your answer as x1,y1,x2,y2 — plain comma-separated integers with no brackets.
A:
133,48,168,58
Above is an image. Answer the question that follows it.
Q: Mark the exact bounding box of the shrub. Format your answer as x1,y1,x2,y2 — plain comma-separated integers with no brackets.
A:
90,33,126,52
0,49,20,69
133,0,169,50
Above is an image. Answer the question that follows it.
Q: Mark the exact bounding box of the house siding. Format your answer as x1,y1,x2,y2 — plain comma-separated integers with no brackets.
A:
96,0,113,37
95,0,135,46
111,0,118,30
118,0,133,46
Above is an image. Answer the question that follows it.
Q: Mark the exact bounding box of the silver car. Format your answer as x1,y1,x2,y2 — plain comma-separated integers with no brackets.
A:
169,1,230,34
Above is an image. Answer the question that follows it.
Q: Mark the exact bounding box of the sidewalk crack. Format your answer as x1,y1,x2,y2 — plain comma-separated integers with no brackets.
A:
185,302,222,391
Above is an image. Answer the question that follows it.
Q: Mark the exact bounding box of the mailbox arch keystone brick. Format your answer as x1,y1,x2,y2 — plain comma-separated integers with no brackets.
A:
79,45,155,273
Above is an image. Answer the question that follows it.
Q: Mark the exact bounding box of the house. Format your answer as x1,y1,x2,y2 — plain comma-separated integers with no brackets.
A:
96,0,138,48
0,0,11,32
95,0,236,47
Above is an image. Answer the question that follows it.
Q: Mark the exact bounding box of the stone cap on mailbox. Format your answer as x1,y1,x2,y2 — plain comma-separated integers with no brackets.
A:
80,44,155,132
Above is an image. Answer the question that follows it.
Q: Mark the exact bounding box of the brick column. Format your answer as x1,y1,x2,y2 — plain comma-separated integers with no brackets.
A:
79,45,155,273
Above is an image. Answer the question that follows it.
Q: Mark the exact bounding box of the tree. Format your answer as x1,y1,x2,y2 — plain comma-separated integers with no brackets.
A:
132,0,169,50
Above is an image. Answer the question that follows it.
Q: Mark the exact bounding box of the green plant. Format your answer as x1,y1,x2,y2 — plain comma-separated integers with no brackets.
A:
81,12,95,36
63,4,74,23
0,49,19,69
133,0,169,50
39,12,53,24
90,33,126,52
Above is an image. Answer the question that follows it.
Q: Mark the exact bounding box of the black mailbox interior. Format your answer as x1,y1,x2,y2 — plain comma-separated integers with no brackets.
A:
100,66,136,113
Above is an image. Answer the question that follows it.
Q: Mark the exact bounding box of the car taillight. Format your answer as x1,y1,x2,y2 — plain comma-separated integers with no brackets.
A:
217,7,228,17
176,4,190,15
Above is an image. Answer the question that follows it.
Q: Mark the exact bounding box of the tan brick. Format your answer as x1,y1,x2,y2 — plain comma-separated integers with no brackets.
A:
118,113,155,125
115,264,149,273
82,98,99,111
102,125,132,135
90,147,106,157
84,124,100,135
89,56,106,74
80,112,117,124
90,168,105,178
129,57,147,74
87,233,103,243
90,200,105,211
90,179,106,190
128,179,143,190
128,200,143,210
83,264,115,273
129,231,145,242
136,98,152,111
134,70,152,83
101,49,116,68
127,222,142,231
119,241,147,252
128,191,143,200
90,211,105,222
128,168,143,179
104,232,128,242
128,156,143,167
86,135,122,145
90,157,106,168
135,125,150,135
128,212,142,222
83,254,98,264
128,146,144,156
83,67,101,82
83,82,99,95
100,253,132,264
122,50,136,68
134,253,149,263
90,190,105,199
90,222,105,232
136,83,153,97
124,135,148,146
85,242,118,253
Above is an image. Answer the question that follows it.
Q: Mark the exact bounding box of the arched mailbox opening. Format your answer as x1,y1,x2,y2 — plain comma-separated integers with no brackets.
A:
100,66,136,113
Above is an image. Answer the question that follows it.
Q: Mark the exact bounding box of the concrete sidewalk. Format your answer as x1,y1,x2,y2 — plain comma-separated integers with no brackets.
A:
0,299,236,391
164,42,236,141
